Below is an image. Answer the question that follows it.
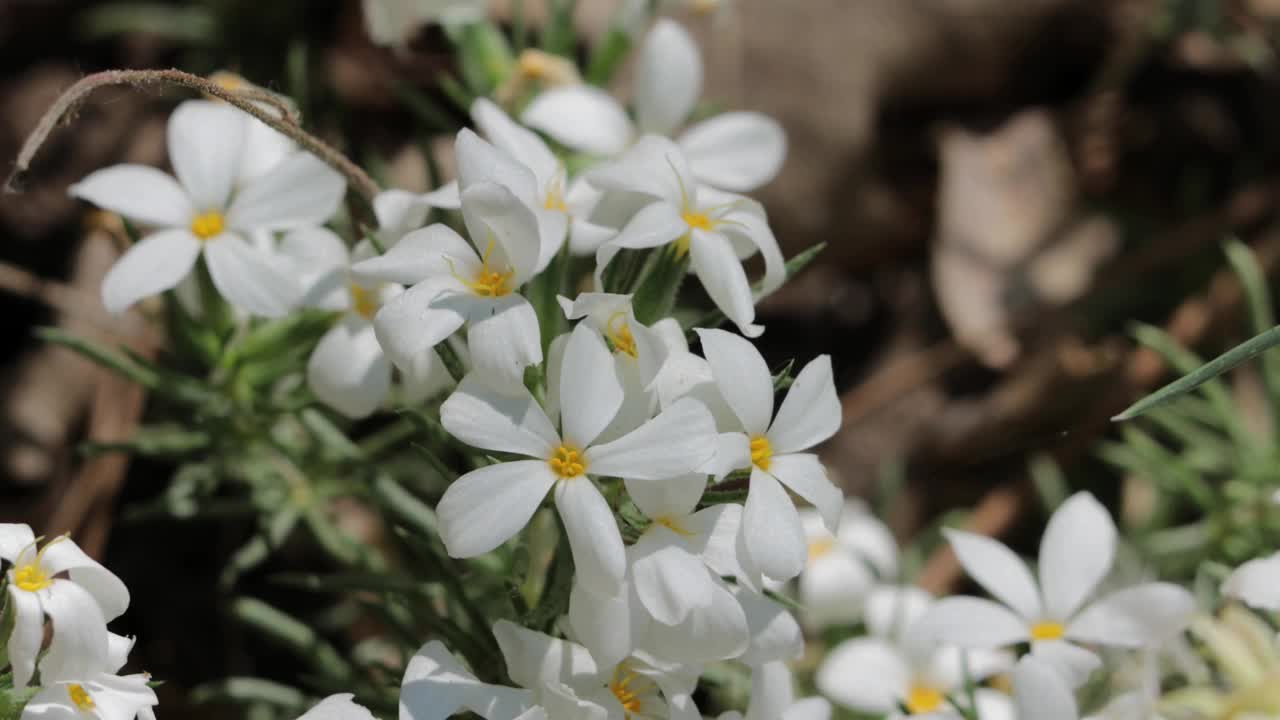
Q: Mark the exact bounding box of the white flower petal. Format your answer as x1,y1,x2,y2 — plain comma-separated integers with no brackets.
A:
685,504,753,582
471,98,559,186
744,662,795,720
642,580,748,664
768,354,839,454
690,229,761,338
838,501,900,579
237,114,295,184
1066,582,1195,648
1012,656,1080,720
436,461,558,557
400,640,533,720
814,637,910,713
40,539,129,622
307,318,391,419
100,229,201,313
521,86,634,156
466,295,544,390
1029,640,1101,689
701,432,751,480
585,397,716,480
799,551,873,627
226,152,345,232
8,586,42,689
1223,551,1280,611
920,596,1031,649
460,181,542,285
492,619,601,690
203,234,301,317
354,224,477,286
635,19,702,135
864,585,934,640
943,529,1042,621
768,454,842,533
678,112,787,193
736,588,804,666
168,100,244,211
742,468,807,582
559,323,624,448
631,532,713,625
455,128,539,201
569,581,634,670
695,328,773,435
372,277,469,372
923,646,1014,692
0,524,34,563
625,474,704,520
38,580,109,682
373,190,438,245
783,698,832,720
441,374,559,458
69,165,193,227
1039,492,1117,620
555,478,626,597
592,201,688,290
585,135,690,206
298,694,375,720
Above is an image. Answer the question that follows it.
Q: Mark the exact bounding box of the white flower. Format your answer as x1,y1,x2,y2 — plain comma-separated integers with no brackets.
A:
371,184,464,248
0,524,129,689
815,586,1011,717
1011,655,1079,720
522,19,785,193
295,694,375,720
921,492,1196,687
362,0,488,46
694,328,843,582
1223,550,1280,611
716,662,832,720
70,99,345,317
353,134,550,390
437,323,717,596
588,138,785,338
793,500,899,628
20,634,158,720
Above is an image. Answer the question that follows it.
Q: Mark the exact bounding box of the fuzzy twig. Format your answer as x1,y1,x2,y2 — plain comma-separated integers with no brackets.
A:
6,68,379,203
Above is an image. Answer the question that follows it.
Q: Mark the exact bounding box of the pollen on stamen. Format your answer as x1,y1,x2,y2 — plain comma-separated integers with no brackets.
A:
190,210,225,240
682,211,713,231
1030,621,1065,641
610,666,646,715
808,537,835,562
450,238,515,298
750,436,773,471
548,445,587,479
606,312,639,358
349,283,381,319
68,684,95,712
905,683,944,714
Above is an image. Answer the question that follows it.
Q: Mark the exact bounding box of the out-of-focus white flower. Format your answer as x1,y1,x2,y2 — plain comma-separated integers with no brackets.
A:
371,185,463,249
437,323,716,596
693,328,842,583
294,694,375,720
1011,655,1079,720
1223,550,1280,612
353,133,551,390
523,19,785,193
793,500,899,628
717,662,832,720
70,100,345,317
362,0,488,46
589,137,784,337
816,587,1011,718
921,493,1196,687
0,524,129,689
20,634,158,720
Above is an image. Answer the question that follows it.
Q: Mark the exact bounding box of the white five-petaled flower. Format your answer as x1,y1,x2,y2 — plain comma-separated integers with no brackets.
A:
920,492,1196,687
523,18,785,194
791,500,899,628
1223,549,1280,611
815,585,1012,718
20,634,158,720
588,137,784,338
294,693,376,720
693,328,843,583
437,323,717,596
70,99,345,317
0,523,129,689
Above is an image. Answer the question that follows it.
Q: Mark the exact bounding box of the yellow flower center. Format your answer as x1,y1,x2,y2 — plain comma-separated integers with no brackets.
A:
654,516,695,537
544,175,569,213
12,535,66,592
68,683,95,712
905,683,944,714
210,71,245,91
606,312,639,358
683,211,714,231
610,666,648,716
1030,621,1066,641
548,445,586,479
190,210,225,240
808,537,835,562
518,50,554,80
449,238,514,298
349,283,381,319
750,435,772,471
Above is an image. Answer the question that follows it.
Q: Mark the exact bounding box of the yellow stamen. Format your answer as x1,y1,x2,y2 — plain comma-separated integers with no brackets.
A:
349,283,380,319
610,665,647,716
12,535,67,593
190,210,225,240
750,435,772,471
548,445,587,479
67,684,95,712
606,312,639,358
905,684,944,714
808,537,835,562
544,187,568,213
448,238,515,298
1030,621,1065,641
682,211,714,231
654,516,695,537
